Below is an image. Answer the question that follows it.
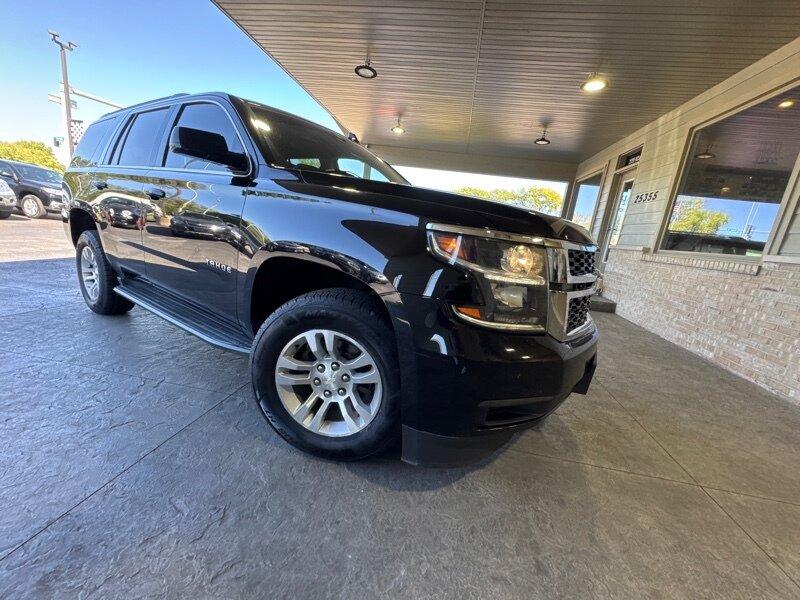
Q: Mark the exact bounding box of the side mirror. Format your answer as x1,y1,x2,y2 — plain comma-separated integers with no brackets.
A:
168,126,249,174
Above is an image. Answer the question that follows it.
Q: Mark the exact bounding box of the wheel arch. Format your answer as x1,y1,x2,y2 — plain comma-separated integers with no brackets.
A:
17,189,46,201
245,252,419,427
246,253,393,336
68,206,99,246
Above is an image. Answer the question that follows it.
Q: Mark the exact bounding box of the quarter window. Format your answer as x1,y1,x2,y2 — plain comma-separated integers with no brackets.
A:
115,108,170,167
661,86,800,257
71,116,118,167
164,103,244,172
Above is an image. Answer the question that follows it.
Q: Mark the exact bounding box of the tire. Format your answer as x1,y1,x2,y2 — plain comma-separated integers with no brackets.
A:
0,210,10,220
20,194,45,219
75,230,134,315
251,288,400,461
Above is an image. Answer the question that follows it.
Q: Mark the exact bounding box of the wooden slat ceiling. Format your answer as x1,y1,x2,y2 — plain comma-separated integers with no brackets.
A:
214,0,800,167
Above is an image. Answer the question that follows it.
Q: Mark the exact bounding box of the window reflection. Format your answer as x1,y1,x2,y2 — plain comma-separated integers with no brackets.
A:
571,173,602,230
662,87,800,256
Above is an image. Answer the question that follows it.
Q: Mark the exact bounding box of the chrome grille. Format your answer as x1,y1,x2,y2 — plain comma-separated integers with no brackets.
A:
567,295,591,332
545,240,598,341
568,249,595,277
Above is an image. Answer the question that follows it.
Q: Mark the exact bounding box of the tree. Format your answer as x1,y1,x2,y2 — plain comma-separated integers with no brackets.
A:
0,140,64,173
454,185,563,214
670,198,729,235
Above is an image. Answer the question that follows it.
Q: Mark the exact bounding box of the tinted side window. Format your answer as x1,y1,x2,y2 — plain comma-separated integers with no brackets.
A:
115,108,170,167
71,116,118,167
164,103,244,172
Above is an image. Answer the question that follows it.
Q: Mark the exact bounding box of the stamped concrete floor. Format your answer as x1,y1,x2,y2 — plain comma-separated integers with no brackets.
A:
1,217,800,599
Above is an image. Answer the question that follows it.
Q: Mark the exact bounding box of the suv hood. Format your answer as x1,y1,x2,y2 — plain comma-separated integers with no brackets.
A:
285,171,595,245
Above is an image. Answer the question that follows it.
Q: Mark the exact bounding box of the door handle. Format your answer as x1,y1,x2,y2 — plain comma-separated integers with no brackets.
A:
146,187,166,200
93,180,108,190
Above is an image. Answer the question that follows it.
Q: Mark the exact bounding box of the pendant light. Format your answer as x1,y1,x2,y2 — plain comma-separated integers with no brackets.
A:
354,55,377,79
534,128,550,145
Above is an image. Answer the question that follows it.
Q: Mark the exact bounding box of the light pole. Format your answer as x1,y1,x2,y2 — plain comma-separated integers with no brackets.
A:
49,31,78,155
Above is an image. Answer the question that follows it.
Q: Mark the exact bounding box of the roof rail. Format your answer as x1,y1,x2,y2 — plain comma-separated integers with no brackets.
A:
100,92,191,118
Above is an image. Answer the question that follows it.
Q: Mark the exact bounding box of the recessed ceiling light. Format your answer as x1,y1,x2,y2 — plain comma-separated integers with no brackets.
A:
581,73,607,93
534,128,550,145
721,185,731,193
354,57,377,79
391,116,405,135
778,99,795,109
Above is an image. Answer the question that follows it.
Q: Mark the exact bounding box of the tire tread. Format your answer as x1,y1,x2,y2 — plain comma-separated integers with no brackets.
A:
76,230,134,315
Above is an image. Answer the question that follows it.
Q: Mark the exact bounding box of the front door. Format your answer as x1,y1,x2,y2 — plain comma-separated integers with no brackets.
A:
599,177,635,266
142,101,249,318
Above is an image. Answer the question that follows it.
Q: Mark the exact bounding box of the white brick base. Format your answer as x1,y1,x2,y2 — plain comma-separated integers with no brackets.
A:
603,247,800,403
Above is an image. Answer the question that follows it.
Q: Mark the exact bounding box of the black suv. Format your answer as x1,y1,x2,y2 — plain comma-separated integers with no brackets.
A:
0,160,65,218
63,92,598,466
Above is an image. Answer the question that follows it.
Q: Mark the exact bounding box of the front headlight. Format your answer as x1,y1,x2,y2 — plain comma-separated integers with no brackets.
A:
42,186,63,196
427,227,548,332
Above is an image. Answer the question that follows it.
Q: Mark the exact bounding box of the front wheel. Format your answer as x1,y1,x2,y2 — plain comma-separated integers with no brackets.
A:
0,210,10,220
20,195,45,219
251,288,400,461
75,230,134,315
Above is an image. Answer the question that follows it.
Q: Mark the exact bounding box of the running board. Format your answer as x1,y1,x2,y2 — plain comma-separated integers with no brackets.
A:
115,279,251,354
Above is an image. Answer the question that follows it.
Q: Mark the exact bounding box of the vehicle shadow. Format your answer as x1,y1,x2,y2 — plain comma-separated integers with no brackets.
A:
342,432,521,491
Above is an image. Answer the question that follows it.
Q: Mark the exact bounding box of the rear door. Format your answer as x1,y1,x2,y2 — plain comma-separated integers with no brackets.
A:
92,106,173,275
142,100,250,318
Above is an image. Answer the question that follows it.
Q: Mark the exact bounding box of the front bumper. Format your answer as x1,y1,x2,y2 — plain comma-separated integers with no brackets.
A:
397,293,598,467
44,194,65,211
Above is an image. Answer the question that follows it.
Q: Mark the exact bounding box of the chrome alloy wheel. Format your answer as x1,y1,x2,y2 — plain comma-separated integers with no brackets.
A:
22,196,40,218
274,329,383,437
80,246,100,301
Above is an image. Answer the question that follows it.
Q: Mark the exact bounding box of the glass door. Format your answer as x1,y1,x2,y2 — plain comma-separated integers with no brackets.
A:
600,178,635,264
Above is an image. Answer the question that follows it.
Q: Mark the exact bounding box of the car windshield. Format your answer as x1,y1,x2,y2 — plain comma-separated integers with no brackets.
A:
248,104,408,185
14,164,62,184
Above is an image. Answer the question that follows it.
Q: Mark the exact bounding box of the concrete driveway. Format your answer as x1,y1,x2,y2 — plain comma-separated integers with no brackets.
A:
1,215,799,598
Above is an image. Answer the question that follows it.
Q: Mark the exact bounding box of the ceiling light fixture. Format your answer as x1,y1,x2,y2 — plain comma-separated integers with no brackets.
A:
354,56,377,79
391,116,405,135
534,128,550,145
778,99,795,109
581,73,608,93
695,144,715,159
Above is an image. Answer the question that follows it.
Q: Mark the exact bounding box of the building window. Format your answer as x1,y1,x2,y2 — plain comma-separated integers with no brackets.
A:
661,86,800,257
571,173,602,230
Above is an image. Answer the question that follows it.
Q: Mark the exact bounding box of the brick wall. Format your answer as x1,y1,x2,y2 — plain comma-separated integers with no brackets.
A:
603,247,800,403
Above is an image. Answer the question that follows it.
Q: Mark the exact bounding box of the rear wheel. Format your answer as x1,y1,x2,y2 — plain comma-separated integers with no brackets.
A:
75,230,134,315
251,288,400,460
0,209,10,220
20,194,45,219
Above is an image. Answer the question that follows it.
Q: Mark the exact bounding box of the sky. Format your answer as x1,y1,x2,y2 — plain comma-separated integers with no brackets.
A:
0,0,564,194
0,0,339,145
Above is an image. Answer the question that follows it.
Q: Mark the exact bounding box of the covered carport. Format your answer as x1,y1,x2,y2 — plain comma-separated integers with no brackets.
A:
2,2,800,598
216,0,800,402
215,0,799,182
